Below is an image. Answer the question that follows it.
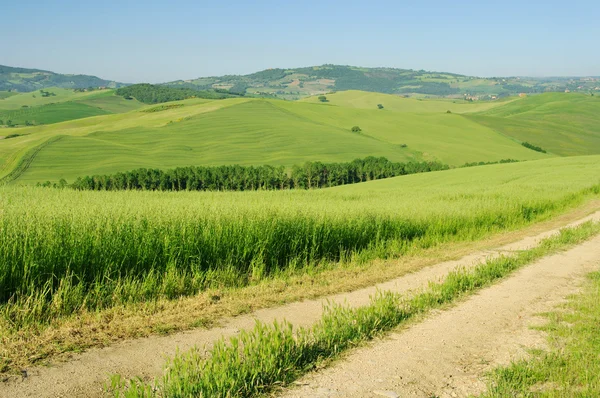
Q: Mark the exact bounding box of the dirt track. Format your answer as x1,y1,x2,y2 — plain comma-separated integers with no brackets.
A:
2,211,600,398
278,233,600,398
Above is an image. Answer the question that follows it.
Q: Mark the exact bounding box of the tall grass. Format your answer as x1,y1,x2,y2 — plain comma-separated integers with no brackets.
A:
1,159,600,328
109,221,600,397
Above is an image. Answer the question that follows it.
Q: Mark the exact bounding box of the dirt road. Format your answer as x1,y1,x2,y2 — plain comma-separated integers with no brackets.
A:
278,234,600,397
2,211,600,398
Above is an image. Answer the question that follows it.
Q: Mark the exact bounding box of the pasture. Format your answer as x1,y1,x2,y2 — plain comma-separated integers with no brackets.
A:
465,93,600,156
0,92,555,184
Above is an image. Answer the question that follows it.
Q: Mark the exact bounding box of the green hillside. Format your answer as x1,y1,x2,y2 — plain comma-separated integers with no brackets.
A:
0,92,555,185
465,93,600,156
273,99,547,165
0,65,123,92
168,64,600,100
0,88,144,126
301,90,513,113
0,102,111,126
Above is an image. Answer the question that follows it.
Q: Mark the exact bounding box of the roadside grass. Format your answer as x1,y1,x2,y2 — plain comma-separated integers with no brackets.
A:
108,221,600,397
0,199,596,376
482,272,600,397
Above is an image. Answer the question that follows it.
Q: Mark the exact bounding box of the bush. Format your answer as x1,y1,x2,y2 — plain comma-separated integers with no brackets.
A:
318,95,328,102
522,142,547,153
351,126,362,133
377,104,384,109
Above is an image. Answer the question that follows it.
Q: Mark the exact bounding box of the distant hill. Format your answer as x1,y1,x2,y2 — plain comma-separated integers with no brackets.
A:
4,63,599,100
167,64,600,100
0,65,125,92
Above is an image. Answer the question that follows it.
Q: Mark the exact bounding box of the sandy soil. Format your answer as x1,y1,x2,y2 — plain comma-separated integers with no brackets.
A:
2,211,600,398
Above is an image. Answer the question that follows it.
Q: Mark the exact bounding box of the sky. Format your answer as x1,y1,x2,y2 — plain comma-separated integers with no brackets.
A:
1,0,599,83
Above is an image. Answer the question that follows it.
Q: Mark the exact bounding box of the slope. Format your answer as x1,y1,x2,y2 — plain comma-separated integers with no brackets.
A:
0,64,123,92
0,89,144,126
301,90,512,113
273,99,549,165
465,93,600,156
2,93,558,184
11,99,418,183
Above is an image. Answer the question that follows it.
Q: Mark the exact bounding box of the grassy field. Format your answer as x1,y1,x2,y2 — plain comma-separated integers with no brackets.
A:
1,155,599,330
0,102,111,126
0,90,598,185
301,90,512,113
0,91,17,100
0,91,555,184
0,87,100,110
275,99,545,165
465,93,600,156
0,88,143,127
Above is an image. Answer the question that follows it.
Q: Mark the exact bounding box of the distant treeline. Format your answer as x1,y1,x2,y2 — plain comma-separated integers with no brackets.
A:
462,159,519,167
115,84,242,104
65,157,449,191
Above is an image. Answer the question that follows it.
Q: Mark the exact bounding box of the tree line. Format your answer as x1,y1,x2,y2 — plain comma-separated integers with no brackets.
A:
64,157,449,191
115,84,242,104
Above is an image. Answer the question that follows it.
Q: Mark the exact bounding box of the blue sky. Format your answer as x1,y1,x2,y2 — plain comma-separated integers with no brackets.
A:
2,0,599,83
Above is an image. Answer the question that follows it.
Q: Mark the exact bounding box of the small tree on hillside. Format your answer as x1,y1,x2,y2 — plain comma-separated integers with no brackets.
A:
318,95,328,102
351,126,362,133
377,104,384,109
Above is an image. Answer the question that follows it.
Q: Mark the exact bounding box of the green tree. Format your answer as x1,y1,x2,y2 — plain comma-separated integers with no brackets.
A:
377,104,384,109
318,95,327,102
351,126,362,133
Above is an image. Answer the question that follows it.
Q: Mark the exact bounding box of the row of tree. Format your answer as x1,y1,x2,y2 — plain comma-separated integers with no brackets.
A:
115,84,240,104
68,157,449,191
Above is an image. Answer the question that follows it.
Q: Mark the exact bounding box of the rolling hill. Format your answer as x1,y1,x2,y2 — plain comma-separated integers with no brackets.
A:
464,93,600,156
0,88,143,126
167,65,600,100
0,92,553,185
0,65,124,92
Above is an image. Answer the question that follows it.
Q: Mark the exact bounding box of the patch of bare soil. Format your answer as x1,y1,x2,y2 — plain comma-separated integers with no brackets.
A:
2,211,600,398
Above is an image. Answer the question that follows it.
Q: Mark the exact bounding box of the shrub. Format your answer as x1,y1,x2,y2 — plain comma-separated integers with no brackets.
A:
521,142,547,153
377,104,384,109
318,95,328,102
351,126,362,133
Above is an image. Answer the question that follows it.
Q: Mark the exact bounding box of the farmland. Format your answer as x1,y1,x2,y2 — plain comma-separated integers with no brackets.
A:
0,90,561,184
1,78,600,397
2,155,600,328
